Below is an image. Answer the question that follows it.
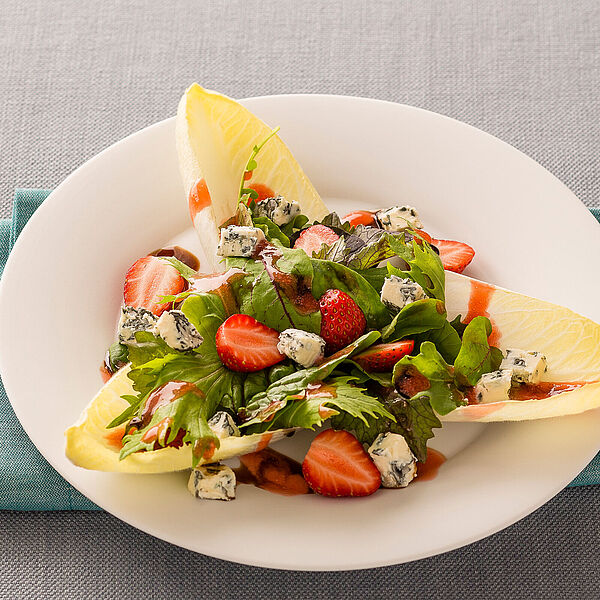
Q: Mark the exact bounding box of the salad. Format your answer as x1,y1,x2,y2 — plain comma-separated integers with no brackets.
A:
65,85,600,502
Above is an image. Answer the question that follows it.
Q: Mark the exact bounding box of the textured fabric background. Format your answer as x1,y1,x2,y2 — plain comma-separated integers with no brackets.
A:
1,0,599,597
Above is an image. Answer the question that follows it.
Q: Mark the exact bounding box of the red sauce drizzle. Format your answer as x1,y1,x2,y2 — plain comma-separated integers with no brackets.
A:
99,364,113,383
416,448,446,482
188,178,212,220
235,448,310,496
508,381,587,401
464,280,501,346
246,183,275,203
105,425,127,449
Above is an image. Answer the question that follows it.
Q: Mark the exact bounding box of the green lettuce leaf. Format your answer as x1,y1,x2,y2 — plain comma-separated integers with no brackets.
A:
387,237,445,301
252,216,291,247
246,376,393,433
381,298,447,341
127,332,177,366
226,244,321,333
453,316,503,387
413,320,463,364
393,341,465,416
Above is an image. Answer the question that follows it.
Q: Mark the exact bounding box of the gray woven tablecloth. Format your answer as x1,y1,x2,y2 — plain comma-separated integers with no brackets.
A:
1,1,599,598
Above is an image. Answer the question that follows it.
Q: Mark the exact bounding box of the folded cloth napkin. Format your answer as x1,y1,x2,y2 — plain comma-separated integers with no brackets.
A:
1,190,599,510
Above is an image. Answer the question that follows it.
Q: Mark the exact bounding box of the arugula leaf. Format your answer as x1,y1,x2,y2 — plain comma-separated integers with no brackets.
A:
246,376,393,433
238,127,280,204
310,259,391,329
320,212,355,234
387,237,445,301
242,331,381,424
393,341,465,416
381,298,447,341
449,314,468,337
280,214,309,238
331,391,441,462
355,267,388,292
226,244,321,333
253,216,291,247
453,316,503,387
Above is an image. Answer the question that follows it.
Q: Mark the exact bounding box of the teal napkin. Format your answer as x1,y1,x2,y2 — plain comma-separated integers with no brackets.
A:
0,190,599,510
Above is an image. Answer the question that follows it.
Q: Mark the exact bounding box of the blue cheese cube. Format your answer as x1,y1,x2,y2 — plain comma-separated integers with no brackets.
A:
380,275,427,312
187,463,236,501
118,306,158,345
254,195,301,226
368,433,417,488
154,310,203,351
474,369,513,404
216,225,265,258
277,328,326,367
500,349,548,384
208,411,240,439
376,206,422,231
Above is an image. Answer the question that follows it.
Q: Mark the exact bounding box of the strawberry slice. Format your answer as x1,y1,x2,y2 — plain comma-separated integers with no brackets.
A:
432,239,475,273
319,289,366,353
302,429,381,497
123,255,186,316
215,314,285,372
353,340,414,372
293,225,339,256
343,210,377,228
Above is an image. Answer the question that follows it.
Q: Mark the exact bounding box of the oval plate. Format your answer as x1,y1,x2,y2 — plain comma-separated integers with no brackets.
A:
1,95,600,570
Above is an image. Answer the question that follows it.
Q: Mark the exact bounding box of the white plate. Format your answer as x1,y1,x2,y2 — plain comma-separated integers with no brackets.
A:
1,95,600,571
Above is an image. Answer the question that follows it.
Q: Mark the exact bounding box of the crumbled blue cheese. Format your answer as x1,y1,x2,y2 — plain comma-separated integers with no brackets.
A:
474,369,513,404
376,206,422,231
154,310,203,351
380,275,427,312
118,306,158,345
277,328,326,367
216,225,265,257
500,349,548,384
208,411,240,439
187,463,236,501
254,195,301,226
368,433,417,488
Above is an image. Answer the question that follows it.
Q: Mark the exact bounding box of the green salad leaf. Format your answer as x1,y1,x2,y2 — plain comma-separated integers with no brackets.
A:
381,298,447,341
246,376,393,433
413,319,462,364
252,216,291,247
227,244,322,333
453,316,503,387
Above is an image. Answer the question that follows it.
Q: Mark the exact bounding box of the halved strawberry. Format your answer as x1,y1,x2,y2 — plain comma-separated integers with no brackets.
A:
123,255,186,316
432,239,475,273
343,210,378,228
302,429,381,497
413,229,433,245
353,340,414,372
293,225,339,256
319,289,366,353
215,314,285,372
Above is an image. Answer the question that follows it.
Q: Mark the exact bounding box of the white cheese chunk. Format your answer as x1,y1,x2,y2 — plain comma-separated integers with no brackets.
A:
277,329,326,367
216,225,265,258
118,306,158,345
474,369,513,404
254,195,301,226
368,433,417,488
208,411,240,439
500,349,548,384
154,310,203,351
380,275,427,312
187,463,236,501
376,205,423,231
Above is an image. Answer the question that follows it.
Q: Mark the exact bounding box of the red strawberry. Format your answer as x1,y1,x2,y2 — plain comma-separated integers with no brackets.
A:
302,429,381,497
215,314,285,372
413,229,433,245
353,340,414,372
293,225,339,256
318,289,366,353
431,239,475,273
123,256,186,316
343,210,377,228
